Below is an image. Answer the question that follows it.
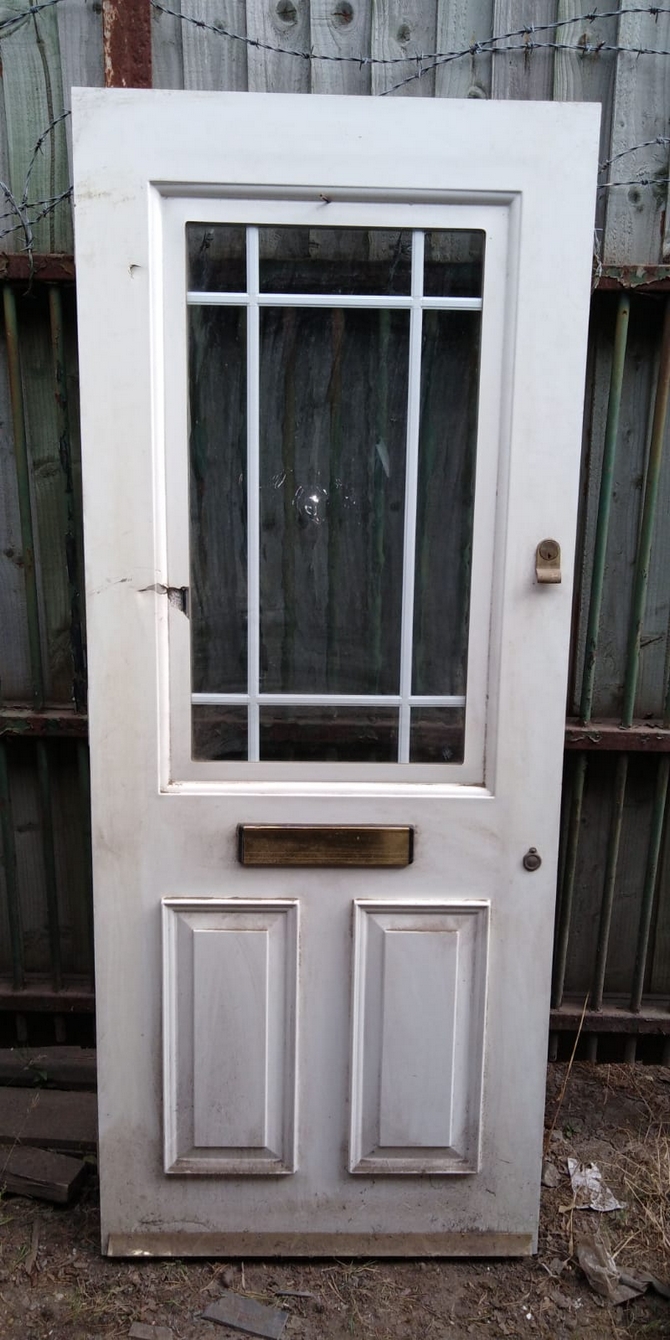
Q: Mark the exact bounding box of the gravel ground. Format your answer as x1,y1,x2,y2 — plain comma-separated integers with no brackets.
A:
0,1063,668,1339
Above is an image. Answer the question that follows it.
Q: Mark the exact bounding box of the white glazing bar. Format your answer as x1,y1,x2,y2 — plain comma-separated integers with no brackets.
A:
187,291,250,306
397,231,425,763
247,226,261,761
421,296,482,311
187,292,482,312
193,692,465,707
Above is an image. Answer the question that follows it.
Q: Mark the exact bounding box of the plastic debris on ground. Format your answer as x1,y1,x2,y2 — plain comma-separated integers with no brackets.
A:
567,1158,625,1212
576,1232,670,1306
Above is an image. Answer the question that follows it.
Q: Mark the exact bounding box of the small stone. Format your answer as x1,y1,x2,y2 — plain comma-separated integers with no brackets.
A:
129,1324,174,1340
542,1160,562,1189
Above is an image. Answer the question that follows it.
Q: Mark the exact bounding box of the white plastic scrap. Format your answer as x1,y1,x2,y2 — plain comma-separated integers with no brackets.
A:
567,1158,625,1212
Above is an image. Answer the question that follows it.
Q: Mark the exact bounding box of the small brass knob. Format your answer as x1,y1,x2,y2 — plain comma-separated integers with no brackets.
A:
535,539,561,584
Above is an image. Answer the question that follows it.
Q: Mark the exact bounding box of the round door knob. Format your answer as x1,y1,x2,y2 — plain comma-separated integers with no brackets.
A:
523,847,542,872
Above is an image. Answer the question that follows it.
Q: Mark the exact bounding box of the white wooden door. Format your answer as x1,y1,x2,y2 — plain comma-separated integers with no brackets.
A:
73,91,599,1257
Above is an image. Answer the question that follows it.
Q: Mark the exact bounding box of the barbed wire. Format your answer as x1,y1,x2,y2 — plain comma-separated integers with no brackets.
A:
5,5,670,256
149,2,670,67
0,0,63,39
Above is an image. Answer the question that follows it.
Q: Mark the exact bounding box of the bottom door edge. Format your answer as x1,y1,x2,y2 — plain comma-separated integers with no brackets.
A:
105,1229,535,1258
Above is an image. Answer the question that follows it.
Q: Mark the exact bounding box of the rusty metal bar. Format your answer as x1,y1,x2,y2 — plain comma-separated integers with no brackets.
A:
103,0,152,89
0,709,87,738
0,255,75,283
591,754,628,1011
580,294,630,723
0,982,94,1012
622,296,670,727
565,720,670,750
3,285,44,709
596,266,670,292
552,752,587,1009
49,286,86,711
36,740,62,992
0,742,24,990
551,998,670,1033
630,755,669,1013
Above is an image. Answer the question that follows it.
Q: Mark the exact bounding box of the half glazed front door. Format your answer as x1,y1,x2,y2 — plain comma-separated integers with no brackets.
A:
73,90,599,1256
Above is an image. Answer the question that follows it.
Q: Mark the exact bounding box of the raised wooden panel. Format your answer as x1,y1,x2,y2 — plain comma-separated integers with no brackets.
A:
162,899,298,1174
349,901,489,1174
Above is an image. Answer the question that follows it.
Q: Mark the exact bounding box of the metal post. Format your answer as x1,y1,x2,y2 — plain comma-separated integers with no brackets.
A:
552,752,586,1008
591,753,628,1010
3,286,44,708
622,296,670,727
630,754,669,1012
580,294,630,723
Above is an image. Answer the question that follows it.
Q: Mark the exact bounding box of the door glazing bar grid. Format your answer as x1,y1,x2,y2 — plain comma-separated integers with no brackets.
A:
190,225,472,762
192,695,466,707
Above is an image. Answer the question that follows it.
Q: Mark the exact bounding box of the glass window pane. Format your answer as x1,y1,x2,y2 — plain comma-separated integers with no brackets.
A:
189,306,247,694
259,227,412,295
260,707,398,762
259,307,408,694
192,706,248,761
410,708,465,764
424,231,484,298
187,223,246,292
412,311,480,696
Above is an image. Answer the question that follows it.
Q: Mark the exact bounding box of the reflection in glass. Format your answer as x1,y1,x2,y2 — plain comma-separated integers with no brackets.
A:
259,307,409,695
192,707,248,761
260,707,398,762
424,231,484,297
410,708,465,764
259,227,412,295
189,306,247,693
412,311,480,696
187,223,246,292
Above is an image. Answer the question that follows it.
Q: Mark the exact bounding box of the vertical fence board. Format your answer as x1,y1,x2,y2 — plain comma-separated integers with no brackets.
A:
0,317,31,699
20,297,72,704
435,0,493,100
370,0,438,98
51,741,91,978
565,756,655,997
56,0,104,198
580,303,655,719
246,0,311,93
180,1,248,92
309,0,372,96
0,1,72,254
152,0,185,88
634,366,670,721
0,9,14,255
605,11,670,266
491,0,556,101
649,811,670,995
9,745,49,975
567,307,601,718
553,2,618,251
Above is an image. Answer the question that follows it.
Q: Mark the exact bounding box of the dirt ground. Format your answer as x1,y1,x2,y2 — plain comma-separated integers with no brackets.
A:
0,1063,668,1340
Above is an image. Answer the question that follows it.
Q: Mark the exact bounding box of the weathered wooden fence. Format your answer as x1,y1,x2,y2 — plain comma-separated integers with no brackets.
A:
2,0,670,1056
